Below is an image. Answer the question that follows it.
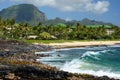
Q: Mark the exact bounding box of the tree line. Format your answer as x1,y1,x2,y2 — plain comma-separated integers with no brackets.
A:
0,17,120,40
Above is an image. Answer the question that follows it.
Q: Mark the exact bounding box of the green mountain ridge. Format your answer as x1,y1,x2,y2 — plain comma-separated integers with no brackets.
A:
44,17,112,26
0,4,47,25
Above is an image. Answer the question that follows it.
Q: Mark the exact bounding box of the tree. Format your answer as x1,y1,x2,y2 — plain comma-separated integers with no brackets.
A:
39,32,51,40
68,32,77,40
19,22,30,39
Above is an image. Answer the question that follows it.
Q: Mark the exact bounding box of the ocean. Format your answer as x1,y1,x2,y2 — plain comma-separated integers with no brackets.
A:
36,45,120,79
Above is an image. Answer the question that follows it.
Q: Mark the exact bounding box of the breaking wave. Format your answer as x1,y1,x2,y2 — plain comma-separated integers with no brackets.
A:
61,59,120,79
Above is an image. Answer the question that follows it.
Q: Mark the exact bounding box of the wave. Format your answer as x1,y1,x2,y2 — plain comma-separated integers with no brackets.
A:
81,50,115,60
109,45,120,48
81,51,102,60
36,47,120,79
35,50,56,54
61,59,120,79
81,51,100,58
35,47,84,54
56,47,85,51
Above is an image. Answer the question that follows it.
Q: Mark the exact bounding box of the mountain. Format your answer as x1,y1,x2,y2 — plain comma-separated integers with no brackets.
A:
0,4,47,25
0,4,112,26
43,17,79,26
43,17,66,25
80,18,112,25
43,17,112,26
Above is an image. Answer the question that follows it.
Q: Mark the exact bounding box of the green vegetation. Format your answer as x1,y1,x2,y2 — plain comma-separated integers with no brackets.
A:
24,40,80,44
86,25,112,28
0,16,120,42
39,32,51,40
25,39,120,44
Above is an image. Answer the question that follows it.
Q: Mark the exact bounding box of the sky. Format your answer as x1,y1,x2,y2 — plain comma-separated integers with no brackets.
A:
0,0,120,26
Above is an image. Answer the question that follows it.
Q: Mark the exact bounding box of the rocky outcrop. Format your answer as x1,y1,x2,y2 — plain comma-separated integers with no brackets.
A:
0,40,53,57
0,64,118,80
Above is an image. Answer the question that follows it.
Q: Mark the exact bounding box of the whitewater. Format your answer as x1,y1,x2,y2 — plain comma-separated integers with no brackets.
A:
37,45,120,79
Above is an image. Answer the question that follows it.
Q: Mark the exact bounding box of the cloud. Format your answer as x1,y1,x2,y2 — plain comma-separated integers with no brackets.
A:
85,1,110,14
9,0,110,14
9,0,56,6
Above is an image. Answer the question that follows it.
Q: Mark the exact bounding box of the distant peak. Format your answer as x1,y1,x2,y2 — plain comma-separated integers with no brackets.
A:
17,4,35,6
82,18,90,21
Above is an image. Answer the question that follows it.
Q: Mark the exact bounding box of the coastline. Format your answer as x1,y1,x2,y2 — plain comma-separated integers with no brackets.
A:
0,40,119,80
44,41,120,48
36,41,120,79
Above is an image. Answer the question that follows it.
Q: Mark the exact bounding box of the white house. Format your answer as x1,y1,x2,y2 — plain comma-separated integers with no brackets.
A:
27,35,38,39
106,29,114,35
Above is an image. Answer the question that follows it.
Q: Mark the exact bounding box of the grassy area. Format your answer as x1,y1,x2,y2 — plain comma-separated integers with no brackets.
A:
24,40,79,44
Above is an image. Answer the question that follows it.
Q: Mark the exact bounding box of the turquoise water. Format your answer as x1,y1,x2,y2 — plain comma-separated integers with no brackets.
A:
37,45,120,79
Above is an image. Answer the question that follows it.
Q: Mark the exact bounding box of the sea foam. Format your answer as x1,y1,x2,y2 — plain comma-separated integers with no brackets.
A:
61,59,120,79
35,50,56,54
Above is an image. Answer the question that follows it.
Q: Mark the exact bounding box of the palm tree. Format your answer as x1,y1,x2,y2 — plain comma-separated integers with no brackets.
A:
19,22,30,39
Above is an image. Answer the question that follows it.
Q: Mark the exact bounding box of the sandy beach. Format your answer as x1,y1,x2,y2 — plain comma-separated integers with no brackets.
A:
44,41,120,48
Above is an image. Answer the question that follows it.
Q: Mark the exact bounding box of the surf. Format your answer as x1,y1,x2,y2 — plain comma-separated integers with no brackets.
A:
37,45,120,79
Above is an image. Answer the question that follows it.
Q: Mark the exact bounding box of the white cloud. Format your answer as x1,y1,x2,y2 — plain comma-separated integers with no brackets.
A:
85,1,110,14
8,0,110,14
9,0,56,6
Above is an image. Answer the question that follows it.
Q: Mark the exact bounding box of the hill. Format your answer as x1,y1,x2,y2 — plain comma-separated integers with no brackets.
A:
0,4,47,25
80,18,112,25
44,17,112,26
43,17,66,25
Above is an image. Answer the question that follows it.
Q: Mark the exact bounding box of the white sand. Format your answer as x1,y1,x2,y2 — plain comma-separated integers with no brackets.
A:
45,41,120,48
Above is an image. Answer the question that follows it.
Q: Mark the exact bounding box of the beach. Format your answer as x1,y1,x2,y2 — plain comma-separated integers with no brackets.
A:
43,41,120,48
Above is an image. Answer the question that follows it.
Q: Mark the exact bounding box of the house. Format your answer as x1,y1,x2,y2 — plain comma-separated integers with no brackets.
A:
51,35,57,39
106,29,114,35
27,35,38,39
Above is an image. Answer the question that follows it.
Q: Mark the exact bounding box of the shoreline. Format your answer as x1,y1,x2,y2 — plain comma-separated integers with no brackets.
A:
43,41,120,48
36,41,120,79
0,40,119,79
